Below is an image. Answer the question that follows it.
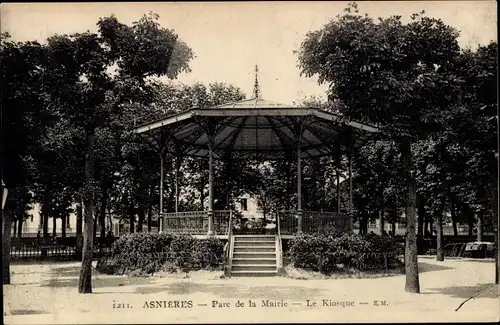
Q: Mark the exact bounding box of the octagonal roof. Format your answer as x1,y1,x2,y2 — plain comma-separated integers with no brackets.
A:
134,97,379,159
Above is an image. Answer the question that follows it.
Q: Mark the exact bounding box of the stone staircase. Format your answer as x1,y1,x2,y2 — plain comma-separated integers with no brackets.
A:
229,235,280,277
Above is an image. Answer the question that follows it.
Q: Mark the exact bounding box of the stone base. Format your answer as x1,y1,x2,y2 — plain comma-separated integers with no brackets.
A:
224,265,231,278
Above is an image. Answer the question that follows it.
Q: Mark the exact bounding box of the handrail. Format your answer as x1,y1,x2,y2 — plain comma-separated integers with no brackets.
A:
227,210,233,238
276,212,283,275
225,210,234,276
277,212,281,238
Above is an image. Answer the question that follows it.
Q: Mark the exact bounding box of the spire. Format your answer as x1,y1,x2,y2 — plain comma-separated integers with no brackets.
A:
253,65,261,99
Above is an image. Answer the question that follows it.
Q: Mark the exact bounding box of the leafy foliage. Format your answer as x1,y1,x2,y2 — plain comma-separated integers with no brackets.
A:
97,233,224,275
289,232,403,274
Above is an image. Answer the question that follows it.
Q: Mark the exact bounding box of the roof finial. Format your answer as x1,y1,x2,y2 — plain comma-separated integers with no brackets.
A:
253,65,261,99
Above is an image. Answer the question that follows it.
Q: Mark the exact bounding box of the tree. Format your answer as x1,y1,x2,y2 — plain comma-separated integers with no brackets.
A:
297,2,463,292
1,33,47,284
452,42,498,282
42,13,194,293
414,136,453,261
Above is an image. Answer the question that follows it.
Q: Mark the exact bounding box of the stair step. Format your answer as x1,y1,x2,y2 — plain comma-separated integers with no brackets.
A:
234,241,275,246
232,258,276,265
234,235,275,237
232,264,276,271
230,270,277,277
233,247,275,253
234,236,276,242
233,252,276,259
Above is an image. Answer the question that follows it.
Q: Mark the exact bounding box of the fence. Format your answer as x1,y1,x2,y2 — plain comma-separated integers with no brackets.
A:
366,224,491,237
10,244,112,261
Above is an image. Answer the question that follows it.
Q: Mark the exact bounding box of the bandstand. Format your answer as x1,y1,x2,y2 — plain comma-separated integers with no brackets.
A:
133,81,378,276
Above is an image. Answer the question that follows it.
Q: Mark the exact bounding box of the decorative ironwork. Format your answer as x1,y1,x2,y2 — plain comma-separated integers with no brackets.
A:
253,65,261,99
278,211,298,235
163,211,208,235
162,210,232,235
213,210,231,235
278,210,350,235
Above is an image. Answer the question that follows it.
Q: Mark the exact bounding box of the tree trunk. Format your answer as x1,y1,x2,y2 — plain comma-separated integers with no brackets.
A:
17,217,23,238
76,203,83,235
378,209,385,235
467,216,474,237
61,214,67,238
129,202,135,233
52,216,57,239
391,222,396,236
76,202,83,260
78,132,96,294
99,184,108,239
13,220,17,237
450,202,458,236
137,204,145,233
92,215,98,248
147,201,152,233
336,169,341,213
42,192,50,243
417,193,424,237
424,216,432,237
360,216,368,235
2,209,13,285
476,214,483,242
436,211,444,261
400,139,420,293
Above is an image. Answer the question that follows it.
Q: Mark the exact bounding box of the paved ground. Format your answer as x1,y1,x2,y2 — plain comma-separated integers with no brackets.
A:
4,256,499,324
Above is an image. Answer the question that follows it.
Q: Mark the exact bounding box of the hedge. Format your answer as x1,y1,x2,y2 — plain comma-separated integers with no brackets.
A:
96,233,225,275
288,232,403,275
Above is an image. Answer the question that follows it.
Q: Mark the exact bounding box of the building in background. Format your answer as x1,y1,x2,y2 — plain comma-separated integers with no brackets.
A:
12,203,78,237
235,193,264,221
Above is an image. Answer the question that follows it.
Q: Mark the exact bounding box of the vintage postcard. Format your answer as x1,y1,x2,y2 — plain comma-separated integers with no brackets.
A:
1,1,499,324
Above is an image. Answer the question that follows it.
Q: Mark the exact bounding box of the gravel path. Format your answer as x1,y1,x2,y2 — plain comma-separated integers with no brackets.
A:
4,257,499,323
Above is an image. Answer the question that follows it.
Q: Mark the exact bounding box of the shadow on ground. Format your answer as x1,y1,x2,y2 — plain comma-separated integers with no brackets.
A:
11,260,79,265
40,265,157,289
41,275,156,289
418,262,454,273
10,309,48,315
135,282,325,300
424,283,498,299
40,264,325,300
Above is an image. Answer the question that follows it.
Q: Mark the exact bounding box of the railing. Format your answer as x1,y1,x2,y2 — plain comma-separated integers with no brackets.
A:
214,210,231,235
225,210,234,276
10,245,106,260
278,210,350,235
163,211,207,235
162,210,231,235
276,210,283,274
278,211,298,235
302,211,350,233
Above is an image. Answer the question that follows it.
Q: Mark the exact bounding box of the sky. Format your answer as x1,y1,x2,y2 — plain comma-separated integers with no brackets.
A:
1,1,497,105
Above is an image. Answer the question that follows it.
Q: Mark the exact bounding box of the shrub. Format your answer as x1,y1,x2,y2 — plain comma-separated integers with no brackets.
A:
96,233,224,275
107,232,173,274
288,232,402,275
193,236,225,269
